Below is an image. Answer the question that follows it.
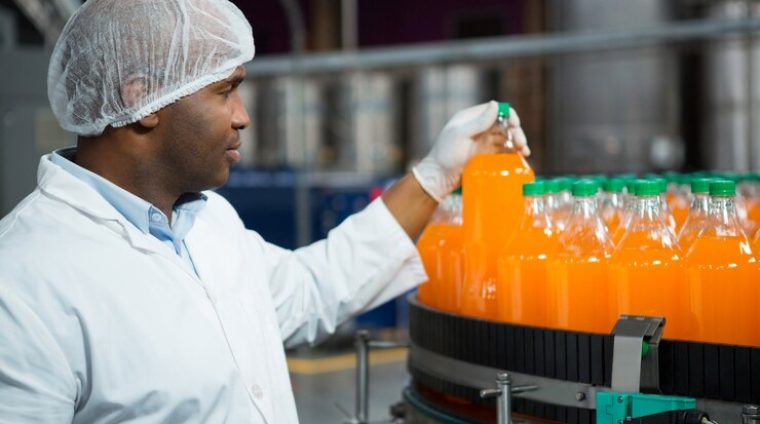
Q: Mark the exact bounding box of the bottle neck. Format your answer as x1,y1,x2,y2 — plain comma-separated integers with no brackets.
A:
707,196,745,237
524,196,545,216
691,193,710,213
495,114,516,153
632,195,662,221
604,192,624,209
571,196,600,219
522,196,552,230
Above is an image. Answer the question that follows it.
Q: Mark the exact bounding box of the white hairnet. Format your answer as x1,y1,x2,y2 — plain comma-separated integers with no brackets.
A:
48,0,255,136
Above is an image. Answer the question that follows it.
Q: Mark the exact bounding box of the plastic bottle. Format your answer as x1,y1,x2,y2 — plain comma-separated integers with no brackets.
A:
609,180,688,339
677,178,712,253
497,182,558,327
550,177,574,231
612,179,638,245
417,192,464,312
461,103,535,320
546,180,614,333
668,175,691,232
740,173,760,236
601,178,626,235
650,177,678,236
685,180,758,346
543,180,565,233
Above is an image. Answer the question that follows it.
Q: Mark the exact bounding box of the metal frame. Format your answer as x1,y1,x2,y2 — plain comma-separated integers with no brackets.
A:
408,342,607,410
247,17,760,76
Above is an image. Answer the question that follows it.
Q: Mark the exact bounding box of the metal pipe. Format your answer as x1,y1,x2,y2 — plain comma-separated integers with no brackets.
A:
496,373,513,424
246,17,760,76
354,330,370,424
340,0,357,51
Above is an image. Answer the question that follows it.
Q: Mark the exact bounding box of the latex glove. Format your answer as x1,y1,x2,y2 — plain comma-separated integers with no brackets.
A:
412,100,530,202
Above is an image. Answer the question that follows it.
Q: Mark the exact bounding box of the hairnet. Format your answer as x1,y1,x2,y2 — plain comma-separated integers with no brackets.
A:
48,0,255,136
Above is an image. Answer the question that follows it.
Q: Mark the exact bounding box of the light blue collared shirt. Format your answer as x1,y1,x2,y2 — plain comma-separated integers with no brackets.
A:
51,148,206,276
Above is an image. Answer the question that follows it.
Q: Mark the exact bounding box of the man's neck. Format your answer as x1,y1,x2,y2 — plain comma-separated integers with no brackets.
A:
75,138,181,221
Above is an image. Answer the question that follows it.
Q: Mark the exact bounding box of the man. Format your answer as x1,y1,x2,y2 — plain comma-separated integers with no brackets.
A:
0,0,529,422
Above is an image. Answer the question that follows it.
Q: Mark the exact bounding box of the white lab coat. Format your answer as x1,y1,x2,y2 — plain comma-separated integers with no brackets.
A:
0,154,426,423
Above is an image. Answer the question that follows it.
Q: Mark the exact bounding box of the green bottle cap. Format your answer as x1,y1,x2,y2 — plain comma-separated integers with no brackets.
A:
690,178,711,195
645,176,667,194
498,102,511,119
635,179,660,197
720,172,741,183
572,180,599,197
555,177,575,192
662,171,680,183
625,179,638,195
709,180,736,197
543,180,561,194
603,178,625,193
523,181,544,196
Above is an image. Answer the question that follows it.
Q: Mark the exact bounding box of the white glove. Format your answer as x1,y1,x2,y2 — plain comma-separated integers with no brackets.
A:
412,100,529,202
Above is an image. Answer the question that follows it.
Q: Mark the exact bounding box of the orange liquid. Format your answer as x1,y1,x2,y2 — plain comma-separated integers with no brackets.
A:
612,222,628,246
417,223,464,312
747,199,760,237
672,204,689,233
461,153,534,320
604,213,621,236
546,256,610,333
496,227,557,327
685,236,759,346
609,232,688,339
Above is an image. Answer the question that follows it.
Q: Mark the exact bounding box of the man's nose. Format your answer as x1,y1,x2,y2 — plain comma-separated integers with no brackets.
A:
231,94,250,130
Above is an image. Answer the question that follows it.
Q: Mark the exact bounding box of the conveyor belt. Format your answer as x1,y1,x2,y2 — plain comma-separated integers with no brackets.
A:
407,296,760,422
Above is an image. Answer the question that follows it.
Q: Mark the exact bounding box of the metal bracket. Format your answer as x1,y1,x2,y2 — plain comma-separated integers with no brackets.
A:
347,330,408,424
409,342,605,410
610,315,664,393
744,404,760,424
480,372,538,424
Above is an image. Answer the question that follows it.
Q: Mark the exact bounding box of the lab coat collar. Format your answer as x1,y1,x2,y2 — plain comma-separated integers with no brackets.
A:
36,154,187,258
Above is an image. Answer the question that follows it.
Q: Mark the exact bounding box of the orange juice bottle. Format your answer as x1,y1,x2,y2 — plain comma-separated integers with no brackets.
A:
546,180,614,333
600,178,625,235
609,180,687,339
685,180,759,346
650,177,678,237
612,179,638,245
741,173,760,236
677,178,712,253
461,103,534,320
669,175,691,232
543,179,565,233
416,192,464,311
551,177,575,231
496,182,558,327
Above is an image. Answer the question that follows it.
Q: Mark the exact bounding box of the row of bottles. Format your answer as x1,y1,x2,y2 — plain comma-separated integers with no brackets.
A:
417,175,760,347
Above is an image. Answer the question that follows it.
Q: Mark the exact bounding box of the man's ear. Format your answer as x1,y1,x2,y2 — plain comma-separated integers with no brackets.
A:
138,113,159,129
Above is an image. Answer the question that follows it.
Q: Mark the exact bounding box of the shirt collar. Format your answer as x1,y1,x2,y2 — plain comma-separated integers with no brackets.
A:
50,148,207,239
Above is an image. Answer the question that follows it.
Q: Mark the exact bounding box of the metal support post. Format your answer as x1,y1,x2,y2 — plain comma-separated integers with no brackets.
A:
354,330,370,424
349,330,409,424
480,372,539,424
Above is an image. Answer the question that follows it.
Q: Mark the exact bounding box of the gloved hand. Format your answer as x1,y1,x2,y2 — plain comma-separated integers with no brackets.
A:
412,100,529,202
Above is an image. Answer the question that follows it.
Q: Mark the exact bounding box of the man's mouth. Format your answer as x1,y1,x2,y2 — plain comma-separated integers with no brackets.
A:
225,142,242,162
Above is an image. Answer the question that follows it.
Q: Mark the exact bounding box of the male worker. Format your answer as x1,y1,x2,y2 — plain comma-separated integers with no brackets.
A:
0,0,528,422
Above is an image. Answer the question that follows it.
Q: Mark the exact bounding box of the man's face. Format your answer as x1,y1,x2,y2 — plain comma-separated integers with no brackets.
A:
154,66,250,193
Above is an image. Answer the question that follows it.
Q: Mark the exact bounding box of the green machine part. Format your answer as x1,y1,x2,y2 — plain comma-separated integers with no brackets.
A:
596,392,696,424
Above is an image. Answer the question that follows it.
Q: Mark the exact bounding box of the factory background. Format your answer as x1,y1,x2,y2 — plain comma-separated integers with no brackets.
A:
1,0,759,422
